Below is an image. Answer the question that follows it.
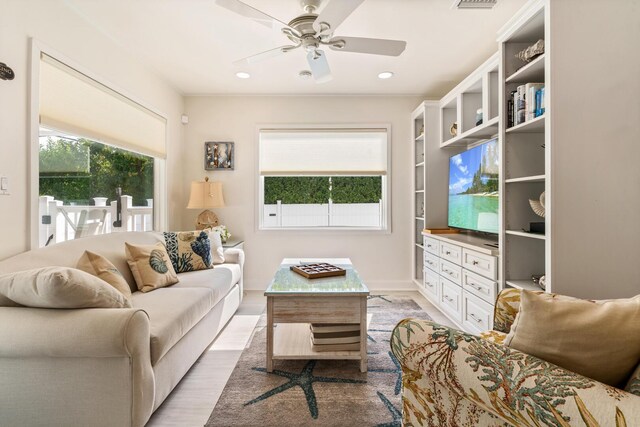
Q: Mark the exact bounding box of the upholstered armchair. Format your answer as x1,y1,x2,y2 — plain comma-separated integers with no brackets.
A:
391,289,640,426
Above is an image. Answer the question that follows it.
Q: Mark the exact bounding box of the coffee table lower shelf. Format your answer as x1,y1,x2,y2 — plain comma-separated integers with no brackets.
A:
272,323,363,360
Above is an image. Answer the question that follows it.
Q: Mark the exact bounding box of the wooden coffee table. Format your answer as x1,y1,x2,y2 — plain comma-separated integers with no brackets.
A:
264,258,370,373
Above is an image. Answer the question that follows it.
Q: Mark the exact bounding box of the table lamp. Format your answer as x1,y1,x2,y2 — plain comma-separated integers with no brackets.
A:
187,177,225,230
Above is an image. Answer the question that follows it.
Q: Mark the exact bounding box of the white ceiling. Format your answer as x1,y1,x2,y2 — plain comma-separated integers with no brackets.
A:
66,0,527,97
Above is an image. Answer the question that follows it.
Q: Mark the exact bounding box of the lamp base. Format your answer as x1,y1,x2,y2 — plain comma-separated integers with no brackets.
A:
195,209,219,230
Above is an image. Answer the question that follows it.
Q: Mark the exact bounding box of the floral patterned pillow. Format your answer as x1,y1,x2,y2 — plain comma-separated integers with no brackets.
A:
163,230,213,273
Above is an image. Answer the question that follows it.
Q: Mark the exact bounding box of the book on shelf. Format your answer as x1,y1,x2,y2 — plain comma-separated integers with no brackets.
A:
508,83,545,128
310,323,360,334
311,333,361,345
310,337,360,352
525,83,544,121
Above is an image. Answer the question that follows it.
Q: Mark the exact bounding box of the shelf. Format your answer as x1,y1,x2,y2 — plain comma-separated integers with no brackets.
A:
505,175,545,183
505,230,546,240
506,114,545,133
415,162,425,167
415,134,424,142
416,243,424,249
273,323,363,360
441,116,499,148
506,54,545,83
506,280,543,292
415,190,424,193
415,217,424,221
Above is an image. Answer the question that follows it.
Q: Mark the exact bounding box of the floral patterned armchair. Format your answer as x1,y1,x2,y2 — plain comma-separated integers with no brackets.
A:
391,289,640,426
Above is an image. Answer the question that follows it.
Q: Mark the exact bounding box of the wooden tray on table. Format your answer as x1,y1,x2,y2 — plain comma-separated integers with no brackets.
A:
290,263,346,279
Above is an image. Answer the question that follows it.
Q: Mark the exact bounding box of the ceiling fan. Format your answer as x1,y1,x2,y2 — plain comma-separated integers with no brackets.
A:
215,0,407,83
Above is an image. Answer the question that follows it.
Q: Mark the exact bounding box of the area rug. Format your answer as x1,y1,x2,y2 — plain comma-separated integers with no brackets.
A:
206,295,432,427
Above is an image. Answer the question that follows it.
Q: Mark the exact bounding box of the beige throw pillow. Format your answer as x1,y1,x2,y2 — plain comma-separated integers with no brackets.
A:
505,290,640,387
125,242,178,293
76,250,132,299
0,267,131,308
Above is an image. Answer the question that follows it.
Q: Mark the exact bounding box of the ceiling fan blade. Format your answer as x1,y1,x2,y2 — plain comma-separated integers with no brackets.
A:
233,45,298,66
306,50,332,84
215,0,296,33
313,0,366,33
328,36,407,56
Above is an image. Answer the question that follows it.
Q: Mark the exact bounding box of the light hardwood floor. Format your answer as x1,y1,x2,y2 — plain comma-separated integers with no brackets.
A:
147,290,454,427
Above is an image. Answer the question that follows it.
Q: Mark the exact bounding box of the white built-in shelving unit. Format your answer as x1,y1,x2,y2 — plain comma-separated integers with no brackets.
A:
498,1,549,292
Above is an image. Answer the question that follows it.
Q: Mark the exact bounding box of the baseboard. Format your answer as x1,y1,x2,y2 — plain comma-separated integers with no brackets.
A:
243,278,419,292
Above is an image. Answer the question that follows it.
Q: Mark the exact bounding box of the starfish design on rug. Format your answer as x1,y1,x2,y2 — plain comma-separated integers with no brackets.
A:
376,391,402,427
368,351,402,395
245,360,367,419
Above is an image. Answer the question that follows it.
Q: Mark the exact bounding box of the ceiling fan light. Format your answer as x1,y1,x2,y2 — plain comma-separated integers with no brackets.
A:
235,72,251,79
378,71,394,79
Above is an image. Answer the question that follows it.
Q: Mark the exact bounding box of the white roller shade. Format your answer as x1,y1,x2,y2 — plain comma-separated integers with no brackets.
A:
259,129,388,176
39,54,167,158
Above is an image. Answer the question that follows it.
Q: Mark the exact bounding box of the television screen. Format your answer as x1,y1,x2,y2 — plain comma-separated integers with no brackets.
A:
448,139,499,234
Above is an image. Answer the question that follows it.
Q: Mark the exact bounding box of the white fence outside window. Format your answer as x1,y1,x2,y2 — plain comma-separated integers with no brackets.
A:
39,195,153,247
263,200,382,228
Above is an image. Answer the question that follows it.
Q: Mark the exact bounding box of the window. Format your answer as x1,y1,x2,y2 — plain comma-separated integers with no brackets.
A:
38,129,155,247
35,51,166,247
258,128,389,230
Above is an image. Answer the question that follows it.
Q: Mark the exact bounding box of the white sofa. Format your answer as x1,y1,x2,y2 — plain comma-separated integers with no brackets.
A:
0,231,244,427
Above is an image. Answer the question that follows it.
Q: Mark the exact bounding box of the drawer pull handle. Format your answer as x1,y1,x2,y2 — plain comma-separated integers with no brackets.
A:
444,295,454,302
469,313,483,323
472,260,479,266
445,251,451,255
469,283,484,291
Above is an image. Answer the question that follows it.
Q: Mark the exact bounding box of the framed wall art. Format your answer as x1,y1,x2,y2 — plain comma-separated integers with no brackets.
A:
204,141,234,171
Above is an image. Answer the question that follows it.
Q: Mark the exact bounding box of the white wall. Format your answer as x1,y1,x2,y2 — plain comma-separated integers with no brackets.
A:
549,0,640,299
0,0,184,259
183,96,421,291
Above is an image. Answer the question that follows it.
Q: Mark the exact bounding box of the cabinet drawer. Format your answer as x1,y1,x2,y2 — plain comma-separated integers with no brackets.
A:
423,236,440,255
439,258,462,286
462,291,494,334
423,268,439,300
423,251,440,274
439,277,462,323
462,269,497,304
462,249,497,280
440,241,462,265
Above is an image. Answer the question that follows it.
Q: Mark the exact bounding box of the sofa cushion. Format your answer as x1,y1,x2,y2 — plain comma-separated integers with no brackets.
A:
163,230,214,273
0,231,165,294
0,267,131,309
208,231,225,265
505,290,640,388
132,287,212,365
171,263,240,307
126,242,179,293
76,250,132,299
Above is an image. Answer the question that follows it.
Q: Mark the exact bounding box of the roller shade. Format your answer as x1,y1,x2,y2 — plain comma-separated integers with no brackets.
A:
39,54,167,158
259,129,388,176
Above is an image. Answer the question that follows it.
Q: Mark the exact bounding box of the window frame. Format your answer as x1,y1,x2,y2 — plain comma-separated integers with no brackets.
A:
29,39,168,249
255,124,391,233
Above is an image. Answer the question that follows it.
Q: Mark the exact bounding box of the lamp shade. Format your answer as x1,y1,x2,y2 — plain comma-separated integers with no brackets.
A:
186,180,225,209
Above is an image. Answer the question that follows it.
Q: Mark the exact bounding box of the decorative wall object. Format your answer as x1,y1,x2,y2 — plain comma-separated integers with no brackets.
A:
529,191,546,217
449,122,458,137
0,62,15,81
205,141,234,170
516,39,545,63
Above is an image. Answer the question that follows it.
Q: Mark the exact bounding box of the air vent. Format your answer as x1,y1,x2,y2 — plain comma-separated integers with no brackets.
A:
452,0,497,9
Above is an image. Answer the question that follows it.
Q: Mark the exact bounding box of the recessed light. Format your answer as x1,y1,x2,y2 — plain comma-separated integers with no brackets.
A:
236,72,251,79
378,71,394,79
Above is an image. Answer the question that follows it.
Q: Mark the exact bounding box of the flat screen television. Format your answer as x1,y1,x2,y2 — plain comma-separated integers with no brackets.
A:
448,139,499,234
